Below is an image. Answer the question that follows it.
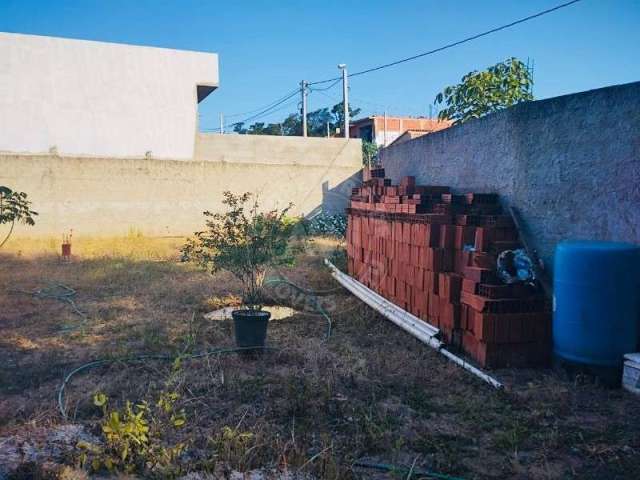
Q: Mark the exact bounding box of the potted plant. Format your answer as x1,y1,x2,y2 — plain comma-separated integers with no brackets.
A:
182,192,301,348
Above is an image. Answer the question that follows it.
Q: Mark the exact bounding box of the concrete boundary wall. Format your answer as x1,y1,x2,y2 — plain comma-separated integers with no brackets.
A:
0,135,362,237
0,32,218,159
194,133,360,167
380,81,640,271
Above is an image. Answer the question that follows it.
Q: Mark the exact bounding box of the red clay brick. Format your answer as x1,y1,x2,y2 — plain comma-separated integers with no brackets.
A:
471,252,495,269
461,292,547,314
440,301,461,330
454,251,472,274
462,278,478,295
464,266,498,284
474,227,492,251
439,273,463,303
439,224,456,249
462,332,551,368
454,226,476,250
428,292,440,323
476,283,534,299
424,270,439,293
460,304,470,331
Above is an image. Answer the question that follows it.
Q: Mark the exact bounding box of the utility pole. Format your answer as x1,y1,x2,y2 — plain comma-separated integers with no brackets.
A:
300,80,308,137
384,110,388,147
338,64,349,139
219,113,224,134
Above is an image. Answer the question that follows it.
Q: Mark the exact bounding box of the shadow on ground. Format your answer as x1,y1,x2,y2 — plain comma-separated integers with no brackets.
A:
1,250,639,479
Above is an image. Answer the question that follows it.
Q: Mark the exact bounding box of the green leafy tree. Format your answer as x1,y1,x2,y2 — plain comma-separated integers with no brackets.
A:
181,192,302,310
362,141,379,166
0,186,38,248
328,103,361,136
233,102,361,138
435,57,533,125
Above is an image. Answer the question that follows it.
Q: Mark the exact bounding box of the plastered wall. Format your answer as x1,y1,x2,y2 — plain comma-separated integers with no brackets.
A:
0,135,362,237
0,32,218,159
380,82,640,271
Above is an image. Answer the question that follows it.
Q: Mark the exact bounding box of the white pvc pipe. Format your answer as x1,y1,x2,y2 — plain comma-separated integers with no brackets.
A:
325,259,503,390
439,348,503,389
323,260,438,338
345,277,439,339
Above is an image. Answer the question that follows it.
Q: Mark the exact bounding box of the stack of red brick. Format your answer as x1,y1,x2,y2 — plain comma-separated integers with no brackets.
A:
346,167,551,368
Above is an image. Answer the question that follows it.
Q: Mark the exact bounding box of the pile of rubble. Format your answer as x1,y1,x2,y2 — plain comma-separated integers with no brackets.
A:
346,167,551,368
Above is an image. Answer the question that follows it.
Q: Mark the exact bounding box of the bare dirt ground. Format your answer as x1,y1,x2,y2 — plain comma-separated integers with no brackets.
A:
1,236,639,479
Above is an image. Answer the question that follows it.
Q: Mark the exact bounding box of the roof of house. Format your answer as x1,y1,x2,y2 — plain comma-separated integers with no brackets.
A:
350,115,449,127
387,129,433,147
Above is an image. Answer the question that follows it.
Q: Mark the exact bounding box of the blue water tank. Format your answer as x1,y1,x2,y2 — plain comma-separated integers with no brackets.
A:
554,241,640,368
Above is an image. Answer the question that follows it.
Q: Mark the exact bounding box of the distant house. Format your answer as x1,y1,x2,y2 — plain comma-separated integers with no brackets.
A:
387,129,433,147
349,115,451,147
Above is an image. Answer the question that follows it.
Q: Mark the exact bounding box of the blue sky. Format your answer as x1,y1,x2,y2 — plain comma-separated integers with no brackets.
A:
2,0,639,131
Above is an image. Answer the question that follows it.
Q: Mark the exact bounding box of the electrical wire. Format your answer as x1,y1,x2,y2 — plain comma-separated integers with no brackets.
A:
222,88,301,119
310,88,340,104
308,0,583,85
203,97,300,132
308,78,341,92
202,1,581,132
221,90,300,130
202,88,301,132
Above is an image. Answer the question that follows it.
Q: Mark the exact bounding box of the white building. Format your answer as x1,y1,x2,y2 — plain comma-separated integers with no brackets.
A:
0,32,218,159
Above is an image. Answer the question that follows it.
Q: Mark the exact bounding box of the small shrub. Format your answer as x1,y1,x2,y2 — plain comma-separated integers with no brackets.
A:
77,388,188,477
182,191,303,310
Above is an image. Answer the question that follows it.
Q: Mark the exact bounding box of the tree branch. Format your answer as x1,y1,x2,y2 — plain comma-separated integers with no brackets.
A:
0,220,15,249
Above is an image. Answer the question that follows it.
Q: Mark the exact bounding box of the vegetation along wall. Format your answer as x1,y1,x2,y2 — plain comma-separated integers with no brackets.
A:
0,135,362,237
380,81,640,272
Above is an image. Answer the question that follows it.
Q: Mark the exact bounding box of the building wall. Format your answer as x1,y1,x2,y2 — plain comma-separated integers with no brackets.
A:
194,133,359,167
0,135,362,237
350,116,450,147
0,32,218,159
380,82,640,271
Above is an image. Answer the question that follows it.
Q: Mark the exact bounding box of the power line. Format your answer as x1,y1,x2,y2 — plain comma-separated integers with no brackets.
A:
204,97,300,132
216,81,339,131
222,89,300,129
308,0,583,85
204,0,581,132
312,88,340,104
308,78,341,92
222,88,301,119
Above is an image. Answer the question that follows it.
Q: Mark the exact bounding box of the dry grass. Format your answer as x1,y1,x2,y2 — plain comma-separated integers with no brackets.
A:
2,233,185,261
1,236,639,479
